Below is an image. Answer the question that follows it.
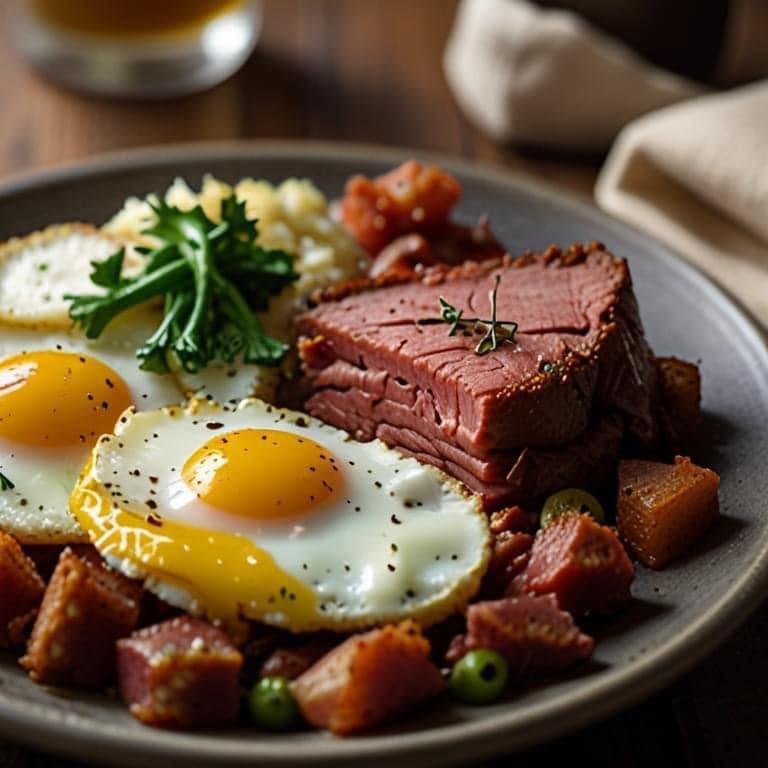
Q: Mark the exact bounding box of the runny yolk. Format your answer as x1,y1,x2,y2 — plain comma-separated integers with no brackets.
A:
0,351,133,448
72,458,318,637
182,429,343,521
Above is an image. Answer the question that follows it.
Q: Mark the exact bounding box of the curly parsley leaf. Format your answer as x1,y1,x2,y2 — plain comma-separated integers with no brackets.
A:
66,193,299,374
89,249,126,289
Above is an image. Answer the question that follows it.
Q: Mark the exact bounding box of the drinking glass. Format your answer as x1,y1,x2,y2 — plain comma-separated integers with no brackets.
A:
14,0,263,98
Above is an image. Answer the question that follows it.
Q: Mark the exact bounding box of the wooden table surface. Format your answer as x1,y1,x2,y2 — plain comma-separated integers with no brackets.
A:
0,2,765,766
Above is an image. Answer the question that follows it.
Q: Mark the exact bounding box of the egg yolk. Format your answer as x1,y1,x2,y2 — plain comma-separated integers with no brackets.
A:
0,351,133,448
72,458,318,638
182,428,343,521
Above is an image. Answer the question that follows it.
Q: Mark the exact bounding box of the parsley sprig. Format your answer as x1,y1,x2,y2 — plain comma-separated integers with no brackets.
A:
418,275,517,355
66,195,298,374
0,472,14,491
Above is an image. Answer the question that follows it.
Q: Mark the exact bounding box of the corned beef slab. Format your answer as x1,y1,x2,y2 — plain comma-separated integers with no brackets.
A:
297,244,658,507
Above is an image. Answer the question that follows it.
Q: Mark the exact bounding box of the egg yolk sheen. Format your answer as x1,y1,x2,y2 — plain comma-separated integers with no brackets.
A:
182,429,343,522
0,351,133,448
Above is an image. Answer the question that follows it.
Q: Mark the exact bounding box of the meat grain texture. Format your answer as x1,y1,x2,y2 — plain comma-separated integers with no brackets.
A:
521,514,634,617
298,245,659,509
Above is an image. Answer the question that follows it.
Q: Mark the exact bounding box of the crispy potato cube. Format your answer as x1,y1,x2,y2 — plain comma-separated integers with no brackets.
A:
21,546,142,686
0,532,45,647
654,357,701,450
618,456,720,569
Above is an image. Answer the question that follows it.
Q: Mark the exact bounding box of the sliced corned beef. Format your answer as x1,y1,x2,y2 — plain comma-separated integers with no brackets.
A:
296,245,656,508
298,246,658,457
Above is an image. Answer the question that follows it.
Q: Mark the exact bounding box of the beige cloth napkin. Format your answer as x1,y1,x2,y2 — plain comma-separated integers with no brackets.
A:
444,0,703,151
596,82,768,327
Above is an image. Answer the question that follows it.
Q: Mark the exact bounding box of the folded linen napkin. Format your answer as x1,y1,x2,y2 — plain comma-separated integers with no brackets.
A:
596,82,768,327
445,0,768,152
444,0,703,151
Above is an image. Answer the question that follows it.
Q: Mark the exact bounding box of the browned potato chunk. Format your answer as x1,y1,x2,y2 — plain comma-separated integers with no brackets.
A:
654,357,701,450
21,546,143,686
617,456,719,569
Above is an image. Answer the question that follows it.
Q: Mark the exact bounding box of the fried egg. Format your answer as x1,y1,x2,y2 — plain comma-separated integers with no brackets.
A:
0,224,142,329
71,399,490,633
0,228,183,543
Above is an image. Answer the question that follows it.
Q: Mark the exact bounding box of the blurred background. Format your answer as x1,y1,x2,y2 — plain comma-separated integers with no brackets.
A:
1,1,766,766
0,0,612,195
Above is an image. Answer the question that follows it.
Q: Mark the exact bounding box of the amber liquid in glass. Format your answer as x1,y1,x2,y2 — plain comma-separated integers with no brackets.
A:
27,0,245,39
17,0,260,96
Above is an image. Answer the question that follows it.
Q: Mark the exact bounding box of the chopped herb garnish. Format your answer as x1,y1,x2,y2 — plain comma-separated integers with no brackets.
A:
65,194,298,374
37,263,49,272
418,275,517,355
0,472,14,491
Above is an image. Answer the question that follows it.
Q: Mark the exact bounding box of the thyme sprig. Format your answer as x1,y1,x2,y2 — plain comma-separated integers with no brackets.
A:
0,472,14,491
418,275,518,355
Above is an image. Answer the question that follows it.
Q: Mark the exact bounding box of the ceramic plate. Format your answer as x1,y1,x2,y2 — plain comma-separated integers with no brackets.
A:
0,143,766,767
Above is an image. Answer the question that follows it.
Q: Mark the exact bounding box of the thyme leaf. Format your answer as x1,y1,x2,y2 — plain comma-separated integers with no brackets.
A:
418,274,517,355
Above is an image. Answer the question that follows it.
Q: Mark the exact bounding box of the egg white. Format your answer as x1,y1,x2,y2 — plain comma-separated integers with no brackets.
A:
0,308,185,544
0,224,143,330
73,398,490,632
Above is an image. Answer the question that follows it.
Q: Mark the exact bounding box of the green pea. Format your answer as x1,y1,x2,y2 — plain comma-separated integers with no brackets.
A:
248,676,301,731
540,488,605,528
448,649,509,705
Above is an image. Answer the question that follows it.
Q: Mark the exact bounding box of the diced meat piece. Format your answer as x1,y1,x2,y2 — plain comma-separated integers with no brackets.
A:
489,505,535,534
522,514,634,617
260,635,339,681
117,617,243,730
0,532,45,648
480,531,533,599
21,546,142,686
617,456,720,569
654,357,702,451
341,161,462,254
291,621,444,736
298,246,659,458
446,595,593,676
